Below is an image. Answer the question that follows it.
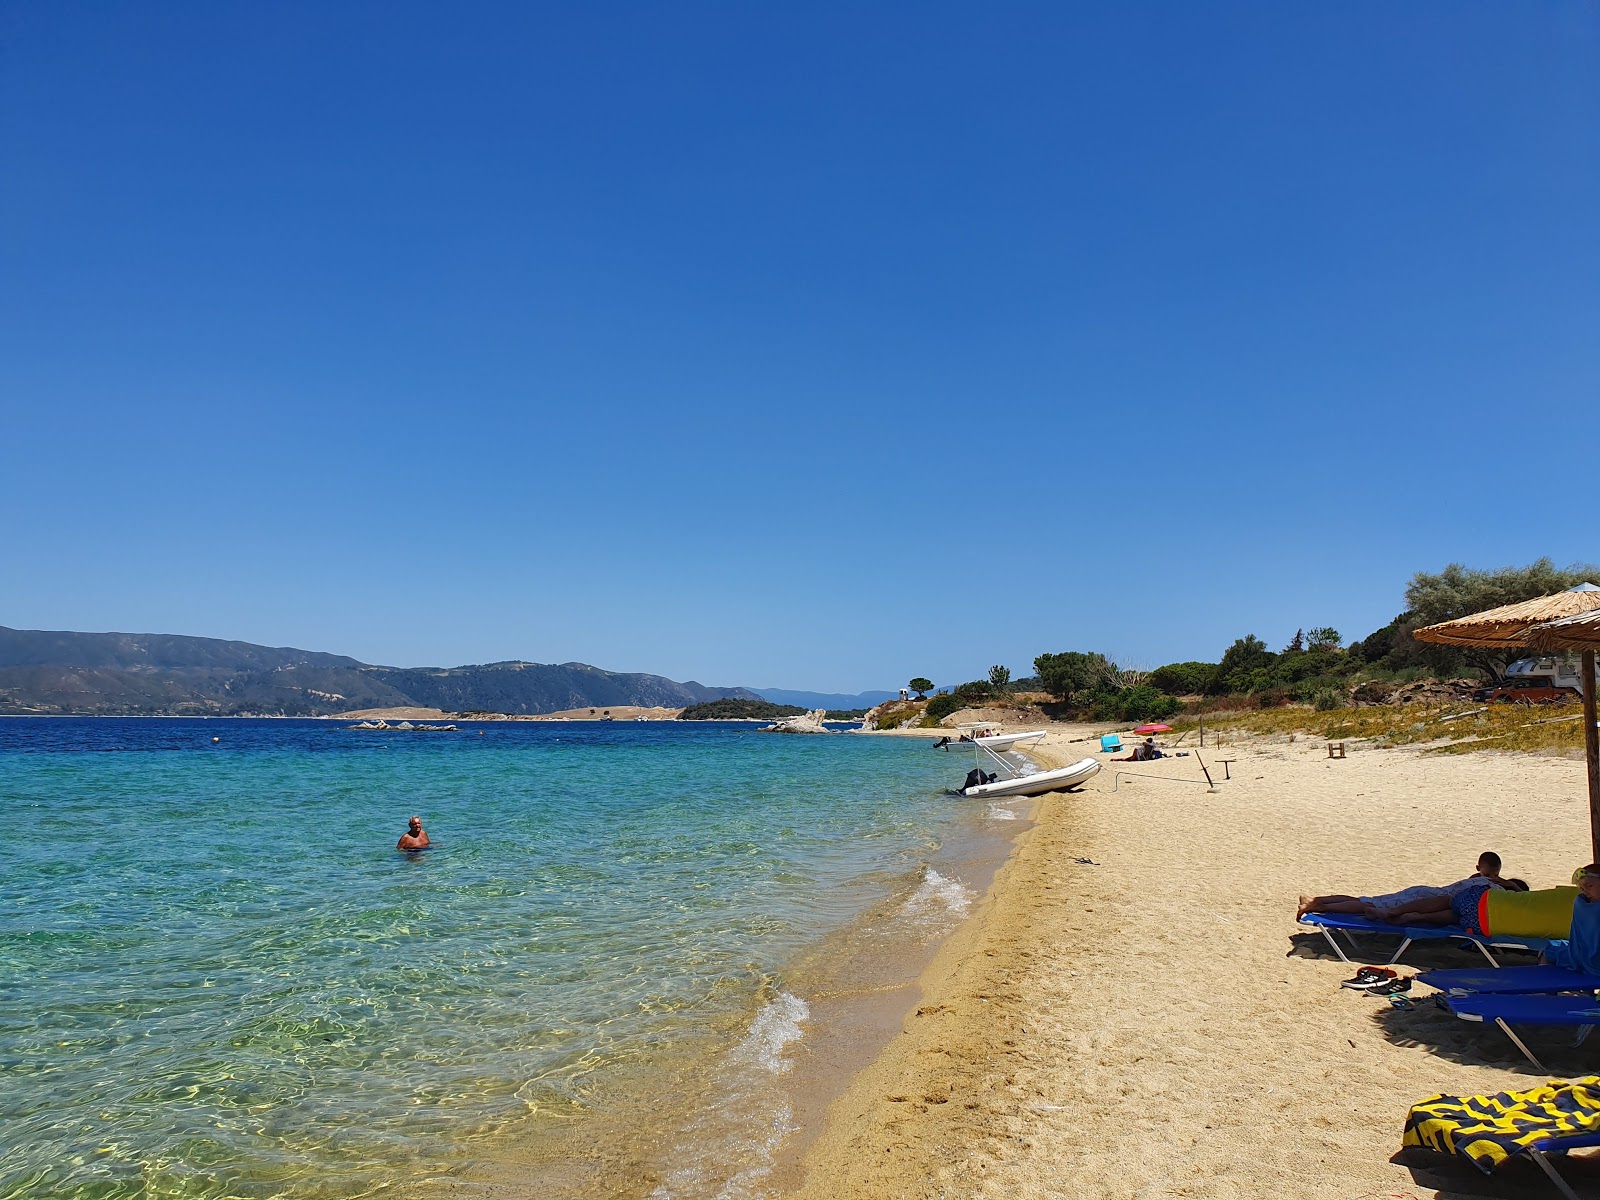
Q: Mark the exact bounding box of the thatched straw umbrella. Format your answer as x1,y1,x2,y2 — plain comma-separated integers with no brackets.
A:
1413,583,1600,859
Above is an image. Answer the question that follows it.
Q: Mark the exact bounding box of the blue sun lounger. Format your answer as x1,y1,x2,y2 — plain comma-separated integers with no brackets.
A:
1298,911,1551,967
1444,993,1600,1073
1418,965,1600,997
1404,1077,1600,1200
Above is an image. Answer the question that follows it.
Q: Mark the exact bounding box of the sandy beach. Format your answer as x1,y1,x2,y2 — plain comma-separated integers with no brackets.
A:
785,725,1600,1197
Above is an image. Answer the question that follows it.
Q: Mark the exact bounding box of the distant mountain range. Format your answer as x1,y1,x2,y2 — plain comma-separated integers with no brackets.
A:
0,626,765,717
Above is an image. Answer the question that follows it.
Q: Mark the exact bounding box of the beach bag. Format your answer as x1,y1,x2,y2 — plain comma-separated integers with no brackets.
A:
1479,886,1577,939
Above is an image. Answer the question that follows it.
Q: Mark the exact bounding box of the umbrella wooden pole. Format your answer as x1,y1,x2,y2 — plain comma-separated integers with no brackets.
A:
1586,649,1600,865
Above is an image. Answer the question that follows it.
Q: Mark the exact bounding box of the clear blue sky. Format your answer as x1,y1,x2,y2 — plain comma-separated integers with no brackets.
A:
2,2,1596,692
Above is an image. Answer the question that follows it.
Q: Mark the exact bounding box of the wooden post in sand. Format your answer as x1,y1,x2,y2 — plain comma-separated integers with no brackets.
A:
1585,650,1600,865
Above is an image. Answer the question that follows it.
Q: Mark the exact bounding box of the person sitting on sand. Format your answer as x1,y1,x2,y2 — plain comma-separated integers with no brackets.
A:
1115,738,1162,763
1541,865,1600,974
397,815,430,851
1297,852,1510,920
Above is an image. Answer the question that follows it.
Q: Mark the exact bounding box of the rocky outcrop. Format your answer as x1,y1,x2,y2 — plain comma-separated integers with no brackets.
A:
1350,679,1477,707
760,708,831,734
860,700,921,730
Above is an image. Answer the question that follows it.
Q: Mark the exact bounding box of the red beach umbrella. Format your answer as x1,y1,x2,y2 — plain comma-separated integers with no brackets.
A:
1134,723,1172,734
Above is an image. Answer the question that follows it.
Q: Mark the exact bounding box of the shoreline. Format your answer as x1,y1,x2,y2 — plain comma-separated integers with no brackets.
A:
781,725,1600,1196
421,723,1033,1200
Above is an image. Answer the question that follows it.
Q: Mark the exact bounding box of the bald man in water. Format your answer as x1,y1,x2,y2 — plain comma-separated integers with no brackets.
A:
397,815,430,850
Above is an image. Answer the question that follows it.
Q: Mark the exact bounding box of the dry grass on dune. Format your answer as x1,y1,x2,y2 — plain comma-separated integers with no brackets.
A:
1173,699,1590,756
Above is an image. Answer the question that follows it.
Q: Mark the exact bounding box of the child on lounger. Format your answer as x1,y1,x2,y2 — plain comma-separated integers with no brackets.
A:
1381,875,1529,930
1540,865,1600,974
1296,852,1510,920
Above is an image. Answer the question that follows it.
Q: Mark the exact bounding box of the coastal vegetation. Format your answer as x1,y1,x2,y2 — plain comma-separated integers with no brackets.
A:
677,699,806,721
1177,698,1589,757
915,559,1600,727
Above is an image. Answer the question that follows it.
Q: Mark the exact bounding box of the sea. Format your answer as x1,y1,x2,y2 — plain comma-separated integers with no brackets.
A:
0,717,1034,1200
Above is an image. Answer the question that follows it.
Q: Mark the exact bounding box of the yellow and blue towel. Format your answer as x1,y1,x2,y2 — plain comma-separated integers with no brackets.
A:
1403,1077,1600,1173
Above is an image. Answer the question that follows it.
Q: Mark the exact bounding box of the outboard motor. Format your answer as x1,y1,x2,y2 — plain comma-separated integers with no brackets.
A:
963,768,985,792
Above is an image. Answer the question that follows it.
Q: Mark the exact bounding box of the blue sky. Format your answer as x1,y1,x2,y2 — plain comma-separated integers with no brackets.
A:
2,2,1596,692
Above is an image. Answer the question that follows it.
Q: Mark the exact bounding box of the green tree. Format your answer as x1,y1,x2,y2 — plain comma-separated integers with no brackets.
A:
1404,559,1600,677
1150,661,1218,695
1034,651,1116,705
1210,635,1276,695
988,665,1011,693
907,677,933,699
1406,559,1600,626
1306,626,1342,650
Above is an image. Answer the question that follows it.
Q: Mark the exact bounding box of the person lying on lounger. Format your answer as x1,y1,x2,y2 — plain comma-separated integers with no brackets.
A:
1377,874,1529,930
1296,852,1513,921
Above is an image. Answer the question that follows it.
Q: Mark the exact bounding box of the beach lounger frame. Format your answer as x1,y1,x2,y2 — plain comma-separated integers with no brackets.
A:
1297,912,1550,968
1527,1141,1600,1200
1416,965,1600,998
1443,993,1600,1075
1414,1131,1600,1200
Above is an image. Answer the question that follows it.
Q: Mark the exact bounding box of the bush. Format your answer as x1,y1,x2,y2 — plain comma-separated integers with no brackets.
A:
1091,686,1182,722
924,693,965,722
874,711,906,730
953,680,993,703
1312,688,1345,711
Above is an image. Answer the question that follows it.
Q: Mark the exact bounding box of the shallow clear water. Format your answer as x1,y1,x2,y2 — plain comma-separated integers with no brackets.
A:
0,718,983,1199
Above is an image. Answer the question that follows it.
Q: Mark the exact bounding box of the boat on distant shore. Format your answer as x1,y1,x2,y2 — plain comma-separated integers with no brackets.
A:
960,756,1100,798
934,729,1047,752
951,728,1100,798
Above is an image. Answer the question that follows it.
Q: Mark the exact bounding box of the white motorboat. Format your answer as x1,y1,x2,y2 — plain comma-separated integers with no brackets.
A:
934,729,1047,752
960,756,1100,798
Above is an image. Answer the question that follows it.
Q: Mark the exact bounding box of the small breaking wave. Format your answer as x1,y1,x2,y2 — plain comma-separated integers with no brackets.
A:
900,867,974,922
648,992,809,1198
730,990,809,1074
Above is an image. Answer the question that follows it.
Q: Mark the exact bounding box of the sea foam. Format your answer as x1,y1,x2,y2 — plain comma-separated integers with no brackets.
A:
648,992,809,1198
730,990,809,1074
901,866,975,922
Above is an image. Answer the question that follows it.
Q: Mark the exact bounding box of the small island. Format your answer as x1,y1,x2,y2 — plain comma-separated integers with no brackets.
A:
677,699,806,721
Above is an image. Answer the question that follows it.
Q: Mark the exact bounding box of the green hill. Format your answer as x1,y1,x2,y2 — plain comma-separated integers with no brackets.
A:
677,699,806,721
0,626,760,717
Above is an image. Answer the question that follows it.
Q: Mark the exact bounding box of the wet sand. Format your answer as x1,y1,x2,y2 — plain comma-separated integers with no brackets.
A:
786,726,1600,1197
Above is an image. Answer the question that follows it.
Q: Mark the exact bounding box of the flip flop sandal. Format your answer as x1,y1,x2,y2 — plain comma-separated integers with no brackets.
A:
1388,994,1416,1010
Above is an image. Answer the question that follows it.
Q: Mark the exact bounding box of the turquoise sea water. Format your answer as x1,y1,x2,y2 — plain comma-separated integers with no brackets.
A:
0,718,1002,1199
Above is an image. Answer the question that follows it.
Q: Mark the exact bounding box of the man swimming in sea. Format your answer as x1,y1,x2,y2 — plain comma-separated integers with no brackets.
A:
397,815,430,851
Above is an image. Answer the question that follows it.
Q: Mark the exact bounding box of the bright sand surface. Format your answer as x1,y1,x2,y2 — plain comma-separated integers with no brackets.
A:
783,725,1600,1198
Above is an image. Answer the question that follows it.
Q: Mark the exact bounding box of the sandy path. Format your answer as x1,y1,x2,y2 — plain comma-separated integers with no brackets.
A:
787,730,1600,1198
